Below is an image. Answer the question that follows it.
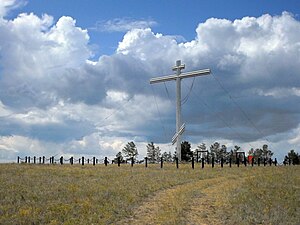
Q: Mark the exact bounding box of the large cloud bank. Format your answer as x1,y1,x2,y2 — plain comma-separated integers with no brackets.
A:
0,1,300,162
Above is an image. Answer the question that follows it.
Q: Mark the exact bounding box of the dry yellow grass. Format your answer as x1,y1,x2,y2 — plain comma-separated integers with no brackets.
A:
0,163,299,224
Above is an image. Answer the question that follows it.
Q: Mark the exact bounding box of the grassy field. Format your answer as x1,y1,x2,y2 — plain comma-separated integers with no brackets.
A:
0,163,299,225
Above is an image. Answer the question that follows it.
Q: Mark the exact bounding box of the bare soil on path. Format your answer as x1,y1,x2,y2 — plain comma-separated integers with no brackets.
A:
116,175,241,225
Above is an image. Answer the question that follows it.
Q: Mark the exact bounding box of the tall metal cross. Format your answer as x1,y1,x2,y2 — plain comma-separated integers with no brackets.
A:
150,60,211,161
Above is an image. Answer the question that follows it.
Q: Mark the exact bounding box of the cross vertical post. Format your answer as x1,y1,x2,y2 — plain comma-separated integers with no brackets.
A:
173,60,185,161
150,60,211,162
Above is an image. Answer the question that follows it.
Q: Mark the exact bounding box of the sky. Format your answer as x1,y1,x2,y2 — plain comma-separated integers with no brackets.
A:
0,0,300,162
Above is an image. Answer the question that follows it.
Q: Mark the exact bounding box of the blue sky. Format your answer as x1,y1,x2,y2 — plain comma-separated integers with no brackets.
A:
1,0,300,162
9,0,300,56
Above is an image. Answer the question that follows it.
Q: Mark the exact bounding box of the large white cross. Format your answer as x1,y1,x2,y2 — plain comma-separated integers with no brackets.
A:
150,60,211,161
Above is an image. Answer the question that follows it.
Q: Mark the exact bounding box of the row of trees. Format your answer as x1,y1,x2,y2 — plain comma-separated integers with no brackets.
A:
180,142,275,163
114,141,299,164
113,141,172,163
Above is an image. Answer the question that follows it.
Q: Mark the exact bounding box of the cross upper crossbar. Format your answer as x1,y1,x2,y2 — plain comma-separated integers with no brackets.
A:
149,69,211,84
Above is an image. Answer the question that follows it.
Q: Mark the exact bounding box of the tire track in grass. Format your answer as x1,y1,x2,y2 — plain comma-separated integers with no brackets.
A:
116,176,242,225
186,176,242,225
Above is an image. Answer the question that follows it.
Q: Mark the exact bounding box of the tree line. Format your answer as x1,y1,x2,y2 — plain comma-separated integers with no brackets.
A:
113,141,172,164
114,141,299,164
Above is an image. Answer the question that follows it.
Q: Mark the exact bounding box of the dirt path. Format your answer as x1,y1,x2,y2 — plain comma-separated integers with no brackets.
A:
186,176,241,225
116,176,242,225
